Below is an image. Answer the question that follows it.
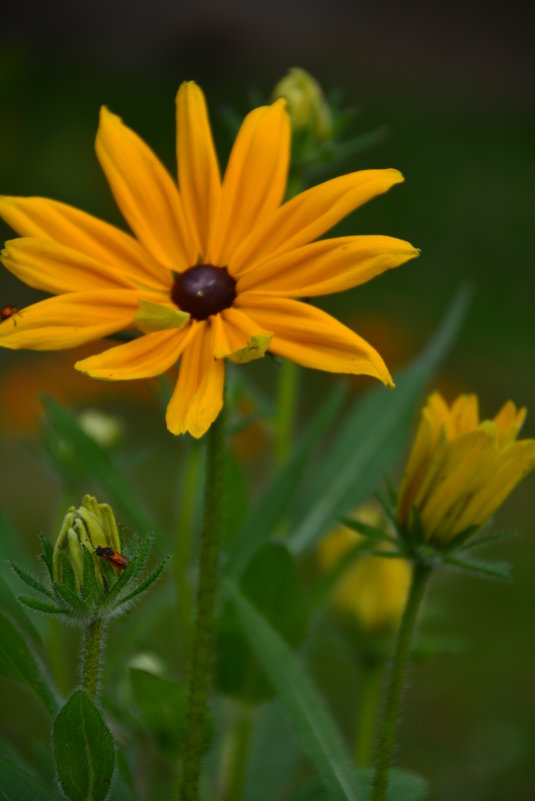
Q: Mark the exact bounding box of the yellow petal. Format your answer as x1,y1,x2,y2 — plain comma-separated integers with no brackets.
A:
1,237,163,295
96,107,196,270
75,327,194,379
493,400,526,445
208,100,290,265
0,290,140,349
176,82,221,255
451,394,479,434
239,293,392,384
211,307,272,363
397,408,436,523
134,299,190,333
230,169,404,274
0,196,167,285
237,235,419,296
165,323,225,438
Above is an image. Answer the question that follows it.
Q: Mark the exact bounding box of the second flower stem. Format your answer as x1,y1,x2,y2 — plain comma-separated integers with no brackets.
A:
372,563,431,801
180,405,227,801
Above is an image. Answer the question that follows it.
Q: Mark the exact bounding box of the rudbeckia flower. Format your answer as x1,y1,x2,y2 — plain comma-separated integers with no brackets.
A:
0,82,418,438
397,392,535,545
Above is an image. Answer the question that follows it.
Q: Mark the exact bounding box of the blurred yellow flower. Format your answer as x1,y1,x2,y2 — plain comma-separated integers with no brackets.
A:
0,82,418,438
318,506,411,633
272,67,333,140
397,392,535,545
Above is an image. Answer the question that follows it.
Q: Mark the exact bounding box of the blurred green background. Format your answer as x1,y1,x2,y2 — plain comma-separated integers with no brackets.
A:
1,2,534,799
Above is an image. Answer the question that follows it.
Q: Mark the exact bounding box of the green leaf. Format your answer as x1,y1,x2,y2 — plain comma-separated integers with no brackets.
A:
0,755,62,801
53,690,115,801
0,612,58,716
0,570,41,647
283,768,428,801
41,396,154,534
225,382,347,578
217,544,307,702
130,669,188,757
288,289,470,554
226,579,359,801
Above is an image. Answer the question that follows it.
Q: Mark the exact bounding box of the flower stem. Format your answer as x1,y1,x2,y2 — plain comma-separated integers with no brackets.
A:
372,563,431,801
81,617,105,701
180,405,227,801
276,359,299,466
354,659,384,768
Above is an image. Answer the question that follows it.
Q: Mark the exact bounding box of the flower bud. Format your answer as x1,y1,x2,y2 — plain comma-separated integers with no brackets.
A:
397,393,535,546
317,505,411,633
53,495,121,587
272,67,333,141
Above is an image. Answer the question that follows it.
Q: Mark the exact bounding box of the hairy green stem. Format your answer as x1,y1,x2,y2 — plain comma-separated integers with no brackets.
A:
81,617,105,701
179,405,227,801
372,563,431,801
354,660,384,768
175,440,203,666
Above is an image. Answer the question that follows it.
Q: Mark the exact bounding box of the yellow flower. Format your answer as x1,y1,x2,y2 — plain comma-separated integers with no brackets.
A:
397,392,535,545
272,67,333,140
0,82,418,438
317,506,411,633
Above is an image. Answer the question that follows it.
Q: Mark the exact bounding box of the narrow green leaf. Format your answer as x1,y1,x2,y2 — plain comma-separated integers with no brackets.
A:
225,382,347,578
226,579,359,801
0,755,62,801
18,595,69,616
0,612,58,716
130,669,188,757
288,289,470,554
53,690,115,801
41,396,154,534
9,562,56,599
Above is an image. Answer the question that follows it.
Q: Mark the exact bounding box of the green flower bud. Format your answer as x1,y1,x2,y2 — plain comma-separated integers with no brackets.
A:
53,495,121,588
272,67,333,141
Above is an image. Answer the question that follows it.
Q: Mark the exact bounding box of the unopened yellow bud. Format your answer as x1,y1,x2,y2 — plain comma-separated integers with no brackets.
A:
52,496,122,588
272,67,333,141
318,505,410,633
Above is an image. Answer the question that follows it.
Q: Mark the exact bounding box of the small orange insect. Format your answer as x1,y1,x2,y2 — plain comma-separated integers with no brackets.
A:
0,304,22,325
95,545,129,571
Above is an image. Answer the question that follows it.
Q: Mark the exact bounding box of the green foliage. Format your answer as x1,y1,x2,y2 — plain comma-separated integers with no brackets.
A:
226,579,359,801
53,690,115,801
40,397,153,534
217,544,307,702
0,612,58,716
283,769,428,801
130,668,188,757
0,755,62,801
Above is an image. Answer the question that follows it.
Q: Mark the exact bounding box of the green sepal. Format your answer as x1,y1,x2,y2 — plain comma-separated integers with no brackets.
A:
39,534,54,581
339,517,399,546
9,562,56,599
442,555,512,581
440,525,480,553
58,550,77,593
116,556,170,607
81,545,103,606
100,558,139,609
53,582,90,617
460,528,521,553
17,595,70,616
130,533,154,580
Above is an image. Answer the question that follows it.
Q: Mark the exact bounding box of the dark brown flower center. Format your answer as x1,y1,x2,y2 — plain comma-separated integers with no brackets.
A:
170,264,237,321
